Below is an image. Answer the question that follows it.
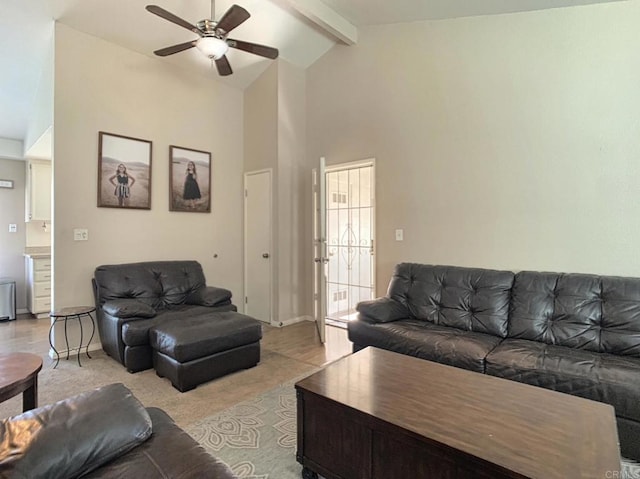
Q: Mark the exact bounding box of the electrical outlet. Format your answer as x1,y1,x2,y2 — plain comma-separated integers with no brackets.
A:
395,229,404,241
73,228,89,241
8,224,16,233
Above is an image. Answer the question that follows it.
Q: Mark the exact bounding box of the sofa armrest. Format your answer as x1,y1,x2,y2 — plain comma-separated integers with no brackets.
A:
0,383,152,479
356,297,409,323
102,299,156,319
186,286,232,307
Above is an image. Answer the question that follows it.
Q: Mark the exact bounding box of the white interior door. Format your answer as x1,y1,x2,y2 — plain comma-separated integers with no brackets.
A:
313,158,327,343
244,170,272,323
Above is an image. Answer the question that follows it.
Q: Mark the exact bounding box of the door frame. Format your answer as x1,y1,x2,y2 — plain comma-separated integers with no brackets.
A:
243,168,273,324
314,157,377,337
324,158,377,310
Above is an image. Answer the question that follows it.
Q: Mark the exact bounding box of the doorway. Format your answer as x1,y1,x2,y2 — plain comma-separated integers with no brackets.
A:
244,170,272,323
315,160,376,331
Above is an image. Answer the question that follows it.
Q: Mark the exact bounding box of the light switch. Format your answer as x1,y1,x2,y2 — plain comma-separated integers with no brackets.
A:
8,224,16,233
395,229,404,241
73,228,89,241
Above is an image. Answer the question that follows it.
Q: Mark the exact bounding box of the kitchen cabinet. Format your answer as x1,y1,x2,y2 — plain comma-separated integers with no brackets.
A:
25,159,51,222
26,256,51,318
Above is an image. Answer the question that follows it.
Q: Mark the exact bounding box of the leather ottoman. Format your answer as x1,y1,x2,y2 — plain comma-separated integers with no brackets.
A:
149,312,262,392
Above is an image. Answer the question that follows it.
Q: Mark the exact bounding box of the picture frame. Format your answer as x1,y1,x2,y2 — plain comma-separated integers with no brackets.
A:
169,145,211,213
97,132,152,209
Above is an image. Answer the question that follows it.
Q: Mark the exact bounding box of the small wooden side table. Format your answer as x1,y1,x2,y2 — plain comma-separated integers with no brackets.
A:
0,352,43,412
49,306,96,368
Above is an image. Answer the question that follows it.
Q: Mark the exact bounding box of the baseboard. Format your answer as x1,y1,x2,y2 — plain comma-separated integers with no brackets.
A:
273,315,313,327
17,308,29,315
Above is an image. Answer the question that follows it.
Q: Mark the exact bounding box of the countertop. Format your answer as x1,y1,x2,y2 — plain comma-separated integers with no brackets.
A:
23,246,51,259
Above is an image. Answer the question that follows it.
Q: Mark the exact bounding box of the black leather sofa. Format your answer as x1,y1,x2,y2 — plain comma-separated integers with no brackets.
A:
0,383,235,478
93,261,237,373
348,263,640,460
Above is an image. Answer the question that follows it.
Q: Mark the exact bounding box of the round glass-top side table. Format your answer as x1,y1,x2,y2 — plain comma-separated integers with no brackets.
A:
49,306,96,368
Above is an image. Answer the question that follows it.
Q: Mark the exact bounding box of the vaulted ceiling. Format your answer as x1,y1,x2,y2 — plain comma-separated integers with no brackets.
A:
0,0,626,143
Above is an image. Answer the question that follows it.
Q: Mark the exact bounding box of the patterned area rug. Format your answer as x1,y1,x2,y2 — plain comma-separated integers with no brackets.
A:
187,379,640,479
187,378,303,478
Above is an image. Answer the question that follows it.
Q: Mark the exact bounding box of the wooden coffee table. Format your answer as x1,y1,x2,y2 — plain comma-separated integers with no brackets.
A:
0,352,43,412
295,347,621,479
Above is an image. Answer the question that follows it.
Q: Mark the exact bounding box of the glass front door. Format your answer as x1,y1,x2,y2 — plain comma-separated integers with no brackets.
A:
325,163,375,324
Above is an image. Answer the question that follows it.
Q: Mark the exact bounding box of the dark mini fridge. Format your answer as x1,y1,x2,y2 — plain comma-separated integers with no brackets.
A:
0,278,16,321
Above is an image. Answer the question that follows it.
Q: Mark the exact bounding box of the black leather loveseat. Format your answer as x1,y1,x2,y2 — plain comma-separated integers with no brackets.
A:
93,261,237,373
0,383,235,478
348,263,640,460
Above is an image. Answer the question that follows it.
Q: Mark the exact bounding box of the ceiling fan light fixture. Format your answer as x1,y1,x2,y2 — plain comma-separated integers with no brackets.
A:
196,36,228,59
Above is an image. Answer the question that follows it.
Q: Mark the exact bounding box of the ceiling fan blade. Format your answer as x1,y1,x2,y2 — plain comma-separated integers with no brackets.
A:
216,4,250,34
215,56,233,76
227,39,279,60
146,5,202,35
153,41,196,57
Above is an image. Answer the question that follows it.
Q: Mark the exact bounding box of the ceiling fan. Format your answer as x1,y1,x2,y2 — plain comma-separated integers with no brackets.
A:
145,1,279,76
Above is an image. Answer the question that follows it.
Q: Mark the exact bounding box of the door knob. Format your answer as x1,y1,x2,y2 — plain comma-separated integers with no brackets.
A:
262,253,270,258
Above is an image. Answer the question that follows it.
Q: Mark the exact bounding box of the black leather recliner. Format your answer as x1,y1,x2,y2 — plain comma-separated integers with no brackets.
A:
349,263,640,461
92,261,237,373
0,383,235,478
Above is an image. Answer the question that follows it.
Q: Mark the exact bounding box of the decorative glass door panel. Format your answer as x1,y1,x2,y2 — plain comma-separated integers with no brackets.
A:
326,164,375,323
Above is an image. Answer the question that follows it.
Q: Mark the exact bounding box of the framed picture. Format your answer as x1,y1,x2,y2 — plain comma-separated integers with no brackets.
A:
98,132,152,209
169,145,211,213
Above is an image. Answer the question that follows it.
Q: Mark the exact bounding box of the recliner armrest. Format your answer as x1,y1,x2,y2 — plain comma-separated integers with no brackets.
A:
186,286,232,307
356,297,409,323
0,383,152,479
102,299,157,319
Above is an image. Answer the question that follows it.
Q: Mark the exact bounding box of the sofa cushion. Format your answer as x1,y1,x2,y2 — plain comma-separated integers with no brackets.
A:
121,305,238,347
103,299,156,319
386,263,514,337
356,297,409,323
94,261,207,310
150,312,263,363
509,271,640,357
82,408,236,479
186,286,233,307
0,383,152,479
486,338,640,422
347,318,502,373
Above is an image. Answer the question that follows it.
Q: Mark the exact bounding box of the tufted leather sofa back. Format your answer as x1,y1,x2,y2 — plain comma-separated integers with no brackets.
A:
94,261,207,310
510,271,640,357
387,263,514,337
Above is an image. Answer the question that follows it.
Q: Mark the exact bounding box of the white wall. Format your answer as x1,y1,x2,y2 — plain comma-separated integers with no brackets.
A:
243,60,311,324
54,24,244,315
0,159,27,310
0,139,24,160
24,29,54,156
307,1,640,292
277,59,310,323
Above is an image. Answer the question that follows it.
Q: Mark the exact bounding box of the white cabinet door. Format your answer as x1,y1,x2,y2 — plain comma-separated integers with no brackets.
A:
27,256,52,317
26,160,52,222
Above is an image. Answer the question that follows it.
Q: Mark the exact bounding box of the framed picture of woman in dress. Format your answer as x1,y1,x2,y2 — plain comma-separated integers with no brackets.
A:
97,132,152,209
169,146,211,213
